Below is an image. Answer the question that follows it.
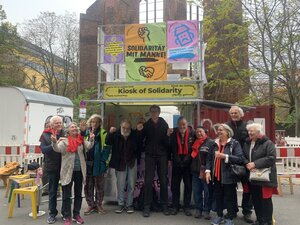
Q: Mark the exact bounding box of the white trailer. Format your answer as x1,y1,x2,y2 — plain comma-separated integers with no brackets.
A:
0,87,73,166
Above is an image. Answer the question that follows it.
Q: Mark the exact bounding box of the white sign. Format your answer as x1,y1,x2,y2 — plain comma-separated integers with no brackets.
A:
79,108,86,119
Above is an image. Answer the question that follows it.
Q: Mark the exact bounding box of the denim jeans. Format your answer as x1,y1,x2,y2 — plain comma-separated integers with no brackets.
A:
62,171,83,219
115,160,137,207
47,170,61,217
192,173,212,212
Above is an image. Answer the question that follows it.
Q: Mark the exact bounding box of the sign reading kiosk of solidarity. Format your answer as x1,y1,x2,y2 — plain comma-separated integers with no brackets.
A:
125,23,167,82
104,83,198,99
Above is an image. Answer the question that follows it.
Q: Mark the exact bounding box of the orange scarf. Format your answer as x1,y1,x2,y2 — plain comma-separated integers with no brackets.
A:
214,141,224,181
67,135,84,153
191,135,207,158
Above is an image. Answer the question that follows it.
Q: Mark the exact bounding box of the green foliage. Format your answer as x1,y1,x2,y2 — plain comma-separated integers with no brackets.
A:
0,5,25,87
203,0,250,103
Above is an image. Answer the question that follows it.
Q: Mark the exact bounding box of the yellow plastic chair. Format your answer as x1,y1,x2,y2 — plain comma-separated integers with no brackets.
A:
8,186,38,219
5,174,30,198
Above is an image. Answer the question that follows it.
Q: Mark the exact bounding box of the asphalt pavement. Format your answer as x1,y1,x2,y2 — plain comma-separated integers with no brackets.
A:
0,181,299,225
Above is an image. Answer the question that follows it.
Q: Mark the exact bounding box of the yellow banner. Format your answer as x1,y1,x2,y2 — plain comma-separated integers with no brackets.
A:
104,83,198,99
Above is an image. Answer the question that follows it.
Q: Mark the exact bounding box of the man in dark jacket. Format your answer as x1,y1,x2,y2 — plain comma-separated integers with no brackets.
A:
39,115,64,224
226,105,253,223
170,116,194,216
106,119,139,214
137,105,171,217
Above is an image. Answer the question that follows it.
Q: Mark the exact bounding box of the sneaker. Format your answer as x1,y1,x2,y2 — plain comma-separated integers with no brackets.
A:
170,208,178,215
47,216,56,224
244,214,254,223
143,209,150,217
224,219,234,225
204,211,211,220
126,206,135,214
163,206,170,216
184,209,192,216
61,214,66,221
97,206,107,214
64,218,72,225
211,216,224,225
194,209,202,218
72,215,84,224
84,206,95,215
115,205,126,213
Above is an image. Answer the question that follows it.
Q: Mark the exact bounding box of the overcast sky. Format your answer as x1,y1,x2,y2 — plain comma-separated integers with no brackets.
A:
1,0,96,26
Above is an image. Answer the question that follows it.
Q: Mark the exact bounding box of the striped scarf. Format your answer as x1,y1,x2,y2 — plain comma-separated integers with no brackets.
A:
214,141,224,181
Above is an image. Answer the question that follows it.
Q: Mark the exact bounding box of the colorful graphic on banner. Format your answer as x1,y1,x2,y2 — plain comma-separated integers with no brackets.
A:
104,35,124,64
167,20,198,63
125,23,167,82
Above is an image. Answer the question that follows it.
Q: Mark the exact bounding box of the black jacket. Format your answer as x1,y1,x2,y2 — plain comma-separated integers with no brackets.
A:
106,129,139,171
39,129,65,172
140,117,169,157
207,138,244,184
243,136,277,187
190,137,216,174
226,120,248,148
170,126,195,167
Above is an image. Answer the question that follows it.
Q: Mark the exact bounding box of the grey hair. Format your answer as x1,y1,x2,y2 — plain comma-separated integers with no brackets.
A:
219,123,234,138
50,115,62,125
65,122,78,136
87,114,102,127
120,118,132,127
246,123,264,134
229,105,244,117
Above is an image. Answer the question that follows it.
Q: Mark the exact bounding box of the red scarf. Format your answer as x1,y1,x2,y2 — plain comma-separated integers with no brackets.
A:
214,140,224,181
67,135,84,153
191,135,207,158
177,129,189,155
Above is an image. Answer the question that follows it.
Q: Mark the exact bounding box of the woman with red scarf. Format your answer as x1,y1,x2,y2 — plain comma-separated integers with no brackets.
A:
206,124,244,225
52,122,94,225
243,123,278,225
190,126,216,219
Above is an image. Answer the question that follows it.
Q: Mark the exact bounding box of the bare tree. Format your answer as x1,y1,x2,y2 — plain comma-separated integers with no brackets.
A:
241,0,300,135
21,11,79,98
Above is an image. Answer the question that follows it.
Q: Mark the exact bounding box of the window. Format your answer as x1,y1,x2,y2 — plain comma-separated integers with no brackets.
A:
186,2,203,21
139,0,164,24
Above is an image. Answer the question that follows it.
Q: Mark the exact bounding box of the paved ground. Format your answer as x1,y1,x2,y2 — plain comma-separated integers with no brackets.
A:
0,181,299,225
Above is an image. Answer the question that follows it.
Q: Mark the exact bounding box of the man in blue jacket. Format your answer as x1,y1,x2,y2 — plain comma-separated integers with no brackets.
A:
39,116,65,224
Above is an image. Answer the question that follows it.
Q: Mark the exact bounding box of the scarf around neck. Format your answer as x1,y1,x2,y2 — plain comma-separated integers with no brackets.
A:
67,134,84,153
214,140,225,182
177,129,189,155
191,135,207,158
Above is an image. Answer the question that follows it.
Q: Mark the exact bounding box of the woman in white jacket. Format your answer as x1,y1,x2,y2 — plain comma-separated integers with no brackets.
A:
52,122,94,225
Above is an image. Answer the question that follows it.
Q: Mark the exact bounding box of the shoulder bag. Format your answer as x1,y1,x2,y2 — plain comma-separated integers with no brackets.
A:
229,142,247,178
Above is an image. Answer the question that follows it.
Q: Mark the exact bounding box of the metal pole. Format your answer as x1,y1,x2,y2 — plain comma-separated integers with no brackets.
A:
97,26,102,99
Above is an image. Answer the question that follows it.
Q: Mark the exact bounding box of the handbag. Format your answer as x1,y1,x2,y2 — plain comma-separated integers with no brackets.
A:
229,143,247,178
249,168,270,182
231,164,247,178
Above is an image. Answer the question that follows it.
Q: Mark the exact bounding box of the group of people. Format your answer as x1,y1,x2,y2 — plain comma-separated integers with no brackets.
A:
39,105,277,225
